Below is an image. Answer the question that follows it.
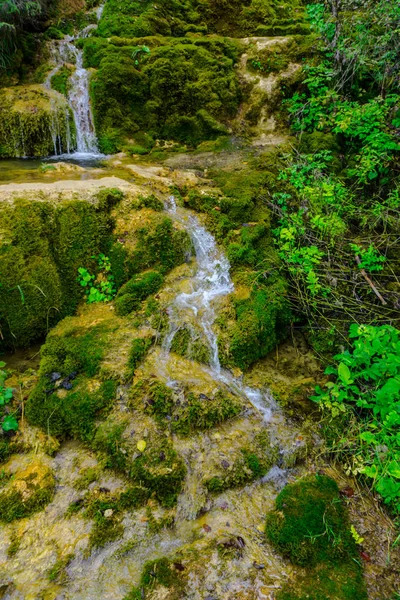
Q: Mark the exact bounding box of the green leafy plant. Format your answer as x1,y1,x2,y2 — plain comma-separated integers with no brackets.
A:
77,254,116,304
312,324,400,514
0,361,17,432
350,244,386,272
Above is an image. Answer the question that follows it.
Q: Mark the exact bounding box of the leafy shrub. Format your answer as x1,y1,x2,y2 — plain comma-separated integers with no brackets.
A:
312,324,400,514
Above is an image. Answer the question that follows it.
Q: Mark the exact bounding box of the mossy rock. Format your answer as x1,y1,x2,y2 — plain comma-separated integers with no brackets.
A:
133,379,242,435
265,474,357,566
0,85,76,157
266,474,368,599
93,418,186,507
26,322,118,439
115,271,164,316
0,198,115,351
0,458,55,523
205,430,277,493
124,557,187,600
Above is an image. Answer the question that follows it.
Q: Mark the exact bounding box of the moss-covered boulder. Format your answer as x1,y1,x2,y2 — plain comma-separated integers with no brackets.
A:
0,197,115,351
0,85,76,158
0,457,55,523
265,474,368,600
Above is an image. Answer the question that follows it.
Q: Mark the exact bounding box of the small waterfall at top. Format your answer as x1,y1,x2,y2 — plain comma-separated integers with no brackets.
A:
159,197,277,424
44,3,105,157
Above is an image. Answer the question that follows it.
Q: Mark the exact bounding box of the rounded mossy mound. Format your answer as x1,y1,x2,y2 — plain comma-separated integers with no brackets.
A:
0,457,55,523
265,474,368,600
0,85,76,158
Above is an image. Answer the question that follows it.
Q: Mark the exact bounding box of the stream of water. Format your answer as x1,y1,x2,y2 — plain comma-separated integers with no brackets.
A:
160,197,278,424
44,5,105,158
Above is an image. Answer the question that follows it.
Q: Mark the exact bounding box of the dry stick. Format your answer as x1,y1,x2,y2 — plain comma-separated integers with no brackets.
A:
355,256,387,306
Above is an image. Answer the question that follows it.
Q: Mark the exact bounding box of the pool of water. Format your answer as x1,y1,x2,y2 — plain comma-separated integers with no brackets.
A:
0,154,107,183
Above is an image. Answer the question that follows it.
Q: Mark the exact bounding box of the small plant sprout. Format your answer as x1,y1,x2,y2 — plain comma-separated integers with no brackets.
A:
77,254,116,304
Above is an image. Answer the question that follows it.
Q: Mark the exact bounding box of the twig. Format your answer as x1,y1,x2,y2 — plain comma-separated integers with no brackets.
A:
355,256,387,306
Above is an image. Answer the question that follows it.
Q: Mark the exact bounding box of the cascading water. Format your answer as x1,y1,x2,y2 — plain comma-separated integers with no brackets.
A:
44,4,105,157
161,197,277,424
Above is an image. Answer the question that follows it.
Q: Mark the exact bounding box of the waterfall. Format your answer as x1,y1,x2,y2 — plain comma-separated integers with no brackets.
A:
44,4,105,157
160,198,277,423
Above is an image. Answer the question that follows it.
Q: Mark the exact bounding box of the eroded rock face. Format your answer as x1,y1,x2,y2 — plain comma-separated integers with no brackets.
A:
0,85,76,158
0,455,55,523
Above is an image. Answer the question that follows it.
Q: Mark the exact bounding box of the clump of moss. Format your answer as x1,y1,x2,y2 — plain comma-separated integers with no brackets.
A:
93,418,186,507
134,379,242,435
26,324,117,439
170,326,211,364
0,85,76,157
127,337,153,376
115,271,164,316
205,431,277,493
124,557,187,600
48,553,75,582
74,467,101,491
0,198,115,351
50,65,74,96
265,474,356,566
266,474,367,600
0,460,55,523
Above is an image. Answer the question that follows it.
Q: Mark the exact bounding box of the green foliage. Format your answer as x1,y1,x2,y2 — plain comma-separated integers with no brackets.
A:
0,465,55,523
0,361,17,433
78,254,116,304
350,244,386,273
312,324,400,514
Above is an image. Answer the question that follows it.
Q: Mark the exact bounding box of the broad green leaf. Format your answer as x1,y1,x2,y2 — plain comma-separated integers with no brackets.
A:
338,362,353,385
387,461,400,479
2,415,18,431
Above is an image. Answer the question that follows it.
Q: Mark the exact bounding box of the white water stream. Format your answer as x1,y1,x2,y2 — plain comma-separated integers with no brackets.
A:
161,197,277,423
44,4,105,157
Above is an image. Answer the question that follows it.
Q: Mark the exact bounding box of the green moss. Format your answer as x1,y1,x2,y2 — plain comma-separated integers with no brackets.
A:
127,217,192,275
48,553,75,582
170,326,211,364
26,325,117,439
115,271,164,316
74,467,101,490
94,418,186,507
0,85,76,158
205,431,276,493
265,475,357,566
127,337,153,375
89,512,124,549
0,464,55,523
228,278,291,370
50,66,74,97
135,379,242,435
0,198,115,351
125,557,187,600
266,474,368,600
276,562,367,600
87,36,241,147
